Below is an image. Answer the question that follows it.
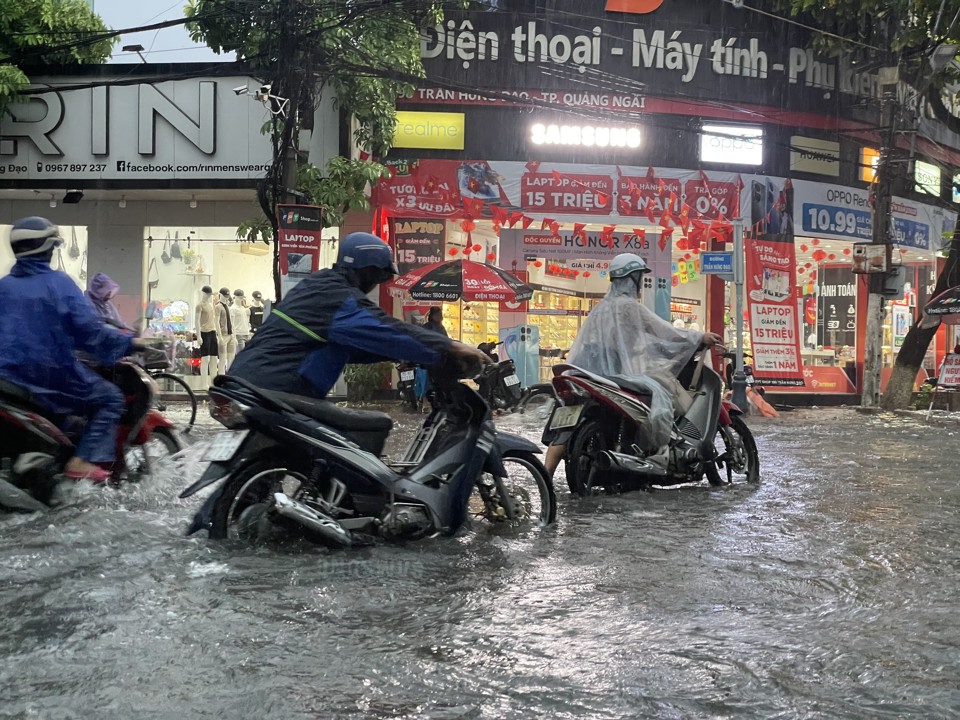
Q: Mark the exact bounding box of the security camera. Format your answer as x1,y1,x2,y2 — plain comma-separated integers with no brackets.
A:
233,85,248,96
260,84,272,96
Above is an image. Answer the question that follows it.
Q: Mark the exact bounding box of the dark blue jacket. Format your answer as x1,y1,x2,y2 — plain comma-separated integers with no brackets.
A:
0,258,133,413
229,268,451,397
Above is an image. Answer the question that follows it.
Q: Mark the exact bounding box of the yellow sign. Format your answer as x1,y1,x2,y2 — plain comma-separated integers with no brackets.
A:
393,111,465,150
860,146,880,183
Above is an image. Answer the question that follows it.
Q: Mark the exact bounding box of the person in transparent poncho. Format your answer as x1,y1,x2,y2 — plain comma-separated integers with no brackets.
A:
544,253,722,478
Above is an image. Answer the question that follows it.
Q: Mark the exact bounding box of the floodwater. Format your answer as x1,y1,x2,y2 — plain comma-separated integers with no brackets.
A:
1,406,959,719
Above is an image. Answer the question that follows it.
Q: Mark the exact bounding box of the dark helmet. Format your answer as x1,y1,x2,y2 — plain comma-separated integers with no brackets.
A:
336,232,398,275
201,285,213,295
251,290,262,300
10,216,63,257
233,288,244,297
218,287,231,297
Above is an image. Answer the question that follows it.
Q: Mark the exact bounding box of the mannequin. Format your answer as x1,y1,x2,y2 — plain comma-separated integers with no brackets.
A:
195,286,218,388
231,288,251,351
249,290,265,333
216,287,237,372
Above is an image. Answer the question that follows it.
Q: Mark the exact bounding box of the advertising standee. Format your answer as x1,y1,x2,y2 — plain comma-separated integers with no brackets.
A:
745,234,805,386
277,205,323,298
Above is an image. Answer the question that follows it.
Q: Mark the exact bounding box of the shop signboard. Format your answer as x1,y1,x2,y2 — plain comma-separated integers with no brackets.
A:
392,218,445,276
791,179,950,249
745,234,805,386
816,266,856,349
521,170,614,214
940,354,960,387
789,136,841,176
0,75,274,183
276,205,323,298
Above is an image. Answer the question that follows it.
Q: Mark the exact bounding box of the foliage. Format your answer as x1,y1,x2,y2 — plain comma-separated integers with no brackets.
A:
913,381,936,410
0,0,115,114
343,362,392,402
186,0,457,296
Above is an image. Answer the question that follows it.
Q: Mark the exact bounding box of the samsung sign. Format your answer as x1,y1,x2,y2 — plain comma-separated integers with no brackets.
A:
530,123,641,148
0,76,274,182
699,124,763,165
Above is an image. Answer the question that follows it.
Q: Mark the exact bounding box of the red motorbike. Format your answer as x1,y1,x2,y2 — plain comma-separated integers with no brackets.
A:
0,340,182,511
541,349,760,495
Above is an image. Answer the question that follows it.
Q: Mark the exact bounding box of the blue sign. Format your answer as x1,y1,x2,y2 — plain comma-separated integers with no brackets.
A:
701,252,734,274
802,202,931,249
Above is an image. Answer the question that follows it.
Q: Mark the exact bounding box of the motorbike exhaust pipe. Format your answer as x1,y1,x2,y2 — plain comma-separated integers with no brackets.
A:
596,450,668,477
273,492,352,547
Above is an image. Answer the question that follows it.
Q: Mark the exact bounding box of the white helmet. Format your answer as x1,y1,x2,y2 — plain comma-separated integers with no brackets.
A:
608,253,650,279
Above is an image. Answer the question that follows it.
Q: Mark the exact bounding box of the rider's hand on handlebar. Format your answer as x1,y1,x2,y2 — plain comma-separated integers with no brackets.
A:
702,332,723,348
448,341,493,373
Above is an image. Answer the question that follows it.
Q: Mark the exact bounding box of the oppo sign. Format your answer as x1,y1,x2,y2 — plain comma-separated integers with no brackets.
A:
699,124,764,166
530,123,642,149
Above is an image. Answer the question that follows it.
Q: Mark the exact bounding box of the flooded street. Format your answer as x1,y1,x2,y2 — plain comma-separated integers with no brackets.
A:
2,406,959,719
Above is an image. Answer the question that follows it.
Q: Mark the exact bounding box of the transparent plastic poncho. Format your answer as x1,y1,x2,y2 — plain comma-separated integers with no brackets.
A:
566,275,703,447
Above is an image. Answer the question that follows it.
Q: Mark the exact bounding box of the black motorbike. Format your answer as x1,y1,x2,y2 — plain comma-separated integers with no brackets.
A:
475,341,523,411
395,360,420,411
181,359,557,547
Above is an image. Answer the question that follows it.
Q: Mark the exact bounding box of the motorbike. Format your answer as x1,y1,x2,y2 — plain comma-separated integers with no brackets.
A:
180,358,557,547
542,349,760,496
475,341,524,412
395,360,420,411
0,339,183,511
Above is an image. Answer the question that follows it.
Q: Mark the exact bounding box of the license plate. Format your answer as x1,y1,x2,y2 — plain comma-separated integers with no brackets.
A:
202,430,249,462
547,404,583,430
400,370,415,382
503,374,520,387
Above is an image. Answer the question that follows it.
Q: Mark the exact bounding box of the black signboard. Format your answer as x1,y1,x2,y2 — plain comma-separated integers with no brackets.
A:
393,218,446,276
817,266,856,348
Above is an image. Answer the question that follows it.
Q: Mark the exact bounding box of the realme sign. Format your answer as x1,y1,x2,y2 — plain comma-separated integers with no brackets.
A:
393,111,464,150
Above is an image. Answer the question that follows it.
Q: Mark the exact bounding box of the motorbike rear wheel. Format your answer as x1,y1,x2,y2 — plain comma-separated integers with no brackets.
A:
470,451,556,527
565,418,613,496
123,426,183,481
704,415,760,485
209,457,310,541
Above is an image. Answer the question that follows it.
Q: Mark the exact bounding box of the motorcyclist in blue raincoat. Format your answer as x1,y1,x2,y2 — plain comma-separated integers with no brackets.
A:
0,217,146,482
229,232,489,397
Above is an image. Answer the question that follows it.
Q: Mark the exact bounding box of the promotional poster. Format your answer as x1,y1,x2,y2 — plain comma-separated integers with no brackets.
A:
276,205,323,298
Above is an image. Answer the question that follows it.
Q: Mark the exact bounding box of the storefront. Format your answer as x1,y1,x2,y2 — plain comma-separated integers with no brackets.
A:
0,66,342,386
373,0,960,399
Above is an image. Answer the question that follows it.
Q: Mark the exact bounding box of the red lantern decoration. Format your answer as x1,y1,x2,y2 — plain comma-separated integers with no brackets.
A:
812,238,820,246
533,260,543,268
804,262,812,268
472,244,482,252
460,219,476,233
676,237,689,251
799,244,809,253
842,247,852,255
487,252,496,261
809,270,817,281
449,248,459,256
828,253,836,261
583,271,591,277
684,253,692,260
463,245,472,255
812,249,827,263
692,248,700,255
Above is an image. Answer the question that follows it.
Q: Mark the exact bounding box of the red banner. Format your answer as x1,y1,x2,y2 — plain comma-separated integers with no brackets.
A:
745,234,805,386
277,205,323,298
617,174,681,217
520,172,613,214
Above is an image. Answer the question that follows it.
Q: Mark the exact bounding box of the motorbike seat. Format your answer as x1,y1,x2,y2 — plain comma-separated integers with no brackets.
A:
608,375,654,398
258,390,394,433
0,378,50,415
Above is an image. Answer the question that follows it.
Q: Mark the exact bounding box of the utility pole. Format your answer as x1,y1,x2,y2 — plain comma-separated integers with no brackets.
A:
861,78,898,407
731,217,749,411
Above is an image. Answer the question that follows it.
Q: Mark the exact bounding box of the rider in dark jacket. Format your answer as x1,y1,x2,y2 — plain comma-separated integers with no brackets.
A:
0,217,143,482
228,233,487,397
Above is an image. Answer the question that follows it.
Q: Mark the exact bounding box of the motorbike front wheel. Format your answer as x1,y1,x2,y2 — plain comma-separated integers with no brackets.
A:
703,415,760,485
470,451,557,527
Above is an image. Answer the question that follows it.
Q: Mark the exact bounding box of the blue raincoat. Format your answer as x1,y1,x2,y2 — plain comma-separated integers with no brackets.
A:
0,258,133,462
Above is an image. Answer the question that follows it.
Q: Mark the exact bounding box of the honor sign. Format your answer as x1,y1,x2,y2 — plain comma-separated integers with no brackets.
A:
0,75,273,182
